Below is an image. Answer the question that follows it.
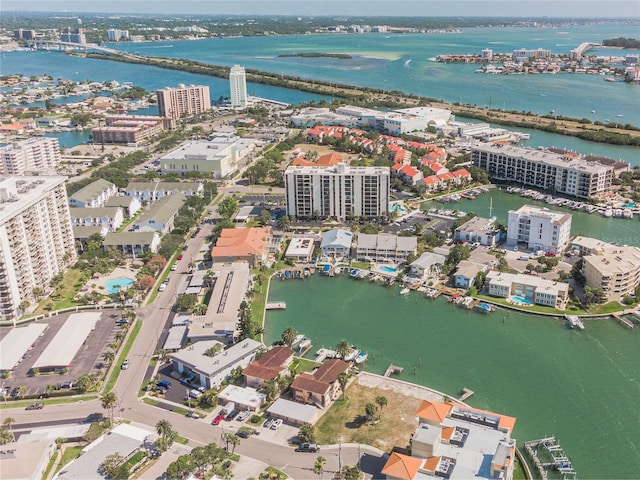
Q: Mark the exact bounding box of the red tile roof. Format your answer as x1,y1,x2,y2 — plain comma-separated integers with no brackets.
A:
381,452,422,480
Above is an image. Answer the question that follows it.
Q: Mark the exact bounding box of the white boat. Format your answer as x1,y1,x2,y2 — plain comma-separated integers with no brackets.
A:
400,287,410,295
344,347,360,362
293,334,305,345
567,316,585,330
355,352,368,364
602,206,613,218
298,338,312,350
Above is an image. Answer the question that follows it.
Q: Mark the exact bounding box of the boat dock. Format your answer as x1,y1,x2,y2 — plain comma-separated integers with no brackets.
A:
524,436,577,480
315,348,336,362
458,387,474,402
384,364,404,377
612,313,635,329
265,302,286,310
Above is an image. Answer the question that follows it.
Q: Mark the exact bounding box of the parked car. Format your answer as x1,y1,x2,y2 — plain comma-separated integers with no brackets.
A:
270,419,283,430
226,409,240,421
237,430,250,439
26,402,44,410
157,380,172,389
177,254,183,260
296,443,320,453
212,414,226,425
236,410,250,421
158,283,167,292
263,418,273,429
188,389,202,399
186,411,200,419
156,385,167,394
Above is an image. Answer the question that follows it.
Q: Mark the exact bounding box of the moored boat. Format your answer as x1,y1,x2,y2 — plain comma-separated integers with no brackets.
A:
476,302,494,313
355,351,368,364
400,287,410,295
344,347,360,362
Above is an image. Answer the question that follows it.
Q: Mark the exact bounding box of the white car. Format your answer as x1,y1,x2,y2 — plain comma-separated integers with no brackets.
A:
158,283,167,292
270,418,283,430
170,264,178,271
236,410,250,421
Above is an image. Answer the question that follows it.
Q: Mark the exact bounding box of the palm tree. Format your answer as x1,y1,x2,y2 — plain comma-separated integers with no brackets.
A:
314,455,326,479
155,419,174,442
100,391,118,425
2,417,15,442
335,339,350,360
223,433,240,455
337,371,350,400
375,395,388,419
103,350,115,364
114,331,125,343
16,386,27,399
281,326,297,348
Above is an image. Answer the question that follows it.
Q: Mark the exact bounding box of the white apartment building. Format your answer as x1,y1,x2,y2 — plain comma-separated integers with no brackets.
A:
0,176,77,324
355,233,417,264
485,271,569,309
156,84,211,119
106,28,129,41
506,205,572,254
68,179,117,208
0,137,61,175
229,64,248,109
284,163,390,220
159,136,256,178
472,143,618,199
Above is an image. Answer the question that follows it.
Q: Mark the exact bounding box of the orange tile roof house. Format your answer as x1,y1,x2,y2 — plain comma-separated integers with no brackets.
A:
290,358,350,408
243,346,294,389
210,227,271,267
382,399,517,480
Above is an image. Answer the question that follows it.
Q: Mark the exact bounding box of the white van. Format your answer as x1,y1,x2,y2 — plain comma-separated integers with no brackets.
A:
518,255,530,261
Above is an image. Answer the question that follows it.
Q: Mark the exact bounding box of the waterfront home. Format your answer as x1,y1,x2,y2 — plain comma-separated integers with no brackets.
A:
170,338,262,390
420,156,449,175
68,178,117,208
392,163,424,186
290,358,350,408
485,271,569,309
356,233,417,265
452,260,487,289
454,215,501,247
320,229,353,261
132,192,185,234
69,206,124,232
410,252,446,279
243,346,295,389
210,227,271,267
285,235,316,263
581,244,640,302
103,231,160,256
382,400,516,480
506,205,572,254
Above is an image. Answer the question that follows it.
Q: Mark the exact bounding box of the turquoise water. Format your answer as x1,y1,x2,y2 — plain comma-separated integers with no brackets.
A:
379,265,398,274
265,274,640,478
105,277,134,294
511,295,533,304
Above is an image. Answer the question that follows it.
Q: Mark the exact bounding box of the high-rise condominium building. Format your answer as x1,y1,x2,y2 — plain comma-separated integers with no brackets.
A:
506,205,572,254
156,84,211,119
229,65,248,109
285,163,390,221
0,176,77,324
0,137,61,175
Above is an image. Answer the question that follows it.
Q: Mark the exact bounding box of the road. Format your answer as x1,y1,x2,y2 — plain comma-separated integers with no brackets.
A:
1,220,387,479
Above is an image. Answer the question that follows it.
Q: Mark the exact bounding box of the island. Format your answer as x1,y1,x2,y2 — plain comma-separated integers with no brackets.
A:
278,52,353,59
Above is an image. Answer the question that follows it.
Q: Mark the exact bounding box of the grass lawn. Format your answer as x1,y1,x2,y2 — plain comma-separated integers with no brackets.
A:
315,381,420,452
290,357,321,374
55,446,83,474
32,268,85,315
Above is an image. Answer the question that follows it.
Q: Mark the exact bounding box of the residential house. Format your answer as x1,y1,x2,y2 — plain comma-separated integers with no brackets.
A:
410,252,446,279
452,260,487,289
125,181,203,204
285,236,316,263
133,192,185,234
290,359,350,408
320,229,353,260
68,179,117,208
69,207,124,232
355,233,417,264
73,225,109,251
392,164,423,186
104,195,142,218
485,271,570,309
243,346,295,389
103,231,160,256
454,216,501,247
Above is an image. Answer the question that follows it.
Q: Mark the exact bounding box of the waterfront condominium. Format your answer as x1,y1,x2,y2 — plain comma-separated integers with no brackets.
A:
0,137,61,175
229,65,248,109
472,143,616,199
156,84,211,119
0,176,77,324
506,205,572,254
284,163,390,221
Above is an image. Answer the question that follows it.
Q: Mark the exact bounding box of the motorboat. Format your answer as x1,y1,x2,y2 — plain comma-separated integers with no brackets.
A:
400,287,410,295
355,352,368,364
344,347,360,362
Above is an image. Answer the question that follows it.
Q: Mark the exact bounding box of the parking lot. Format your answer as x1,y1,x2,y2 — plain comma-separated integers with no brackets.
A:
0,310,123,399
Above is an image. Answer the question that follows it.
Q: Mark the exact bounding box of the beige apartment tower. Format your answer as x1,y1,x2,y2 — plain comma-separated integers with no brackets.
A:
156,84,211,119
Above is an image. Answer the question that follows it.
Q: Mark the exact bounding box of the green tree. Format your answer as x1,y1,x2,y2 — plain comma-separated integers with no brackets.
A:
314,455,326,479
337,371,350,399
335,339,351,360
176,293,197,311
277,215,291,231
204,343,223,357
217,196,239,220
156,419,176,445
0,428,14,445
100,452,128,479
446,244,471,267
2,418,15,443
375,395,388,419
265,379,279,401
100,391,118,425
365,402,378,420
298,422,316,443
166,454,195,480
103,350,115,364
281,326,298,348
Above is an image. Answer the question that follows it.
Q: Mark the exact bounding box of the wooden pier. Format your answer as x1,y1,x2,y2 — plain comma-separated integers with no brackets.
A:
384,364,404,377
612,313,634,329
458,387,474,402
265,302,286,310
523,436,577,480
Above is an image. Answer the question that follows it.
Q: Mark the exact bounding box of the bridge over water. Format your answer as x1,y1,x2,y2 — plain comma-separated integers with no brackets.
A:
571,41,601,59
28,40,143,60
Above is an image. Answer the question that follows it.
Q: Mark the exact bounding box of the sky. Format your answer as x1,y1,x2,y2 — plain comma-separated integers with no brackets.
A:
2,1,639,18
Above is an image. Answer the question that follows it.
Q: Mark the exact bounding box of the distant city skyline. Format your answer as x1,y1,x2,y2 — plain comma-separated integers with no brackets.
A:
3,1,639,18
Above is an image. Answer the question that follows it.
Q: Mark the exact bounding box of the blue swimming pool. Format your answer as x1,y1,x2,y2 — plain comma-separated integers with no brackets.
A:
390,204,406,213
106,277,134,294
379,266,397,274
511,295,533,304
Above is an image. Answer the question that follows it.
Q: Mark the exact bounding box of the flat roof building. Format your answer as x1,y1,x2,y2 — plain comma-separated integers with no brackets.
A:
485,271,570,309
507,205,572,254
229,65,248,109
454,215,501,246
0,137,61,175
581,242,640,302
355,233,417,265
285,236,315,263
156,84,211,119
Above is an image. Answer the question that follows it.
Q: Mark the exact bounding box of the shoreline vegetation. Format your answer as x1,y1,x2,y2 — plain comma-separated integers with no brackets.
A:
277,52,353,59
79,51,640,147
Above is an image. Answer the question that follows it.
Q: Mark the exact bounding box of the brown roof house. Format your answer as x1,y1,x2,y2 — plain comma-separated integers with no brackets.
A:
210,227,271,267
290,358,350,409
243,346,294,389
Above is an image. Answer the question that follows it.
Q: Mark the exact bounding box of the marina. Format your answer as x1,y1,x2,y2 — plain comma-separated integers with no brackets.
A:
524,437,577,480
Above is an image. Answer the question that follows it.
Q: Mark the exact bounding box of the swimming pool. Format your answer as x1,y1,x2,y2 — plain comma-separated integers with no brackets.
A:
511,295,533,304
390,204,406,213
106,277,134,294
379,265,398,274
